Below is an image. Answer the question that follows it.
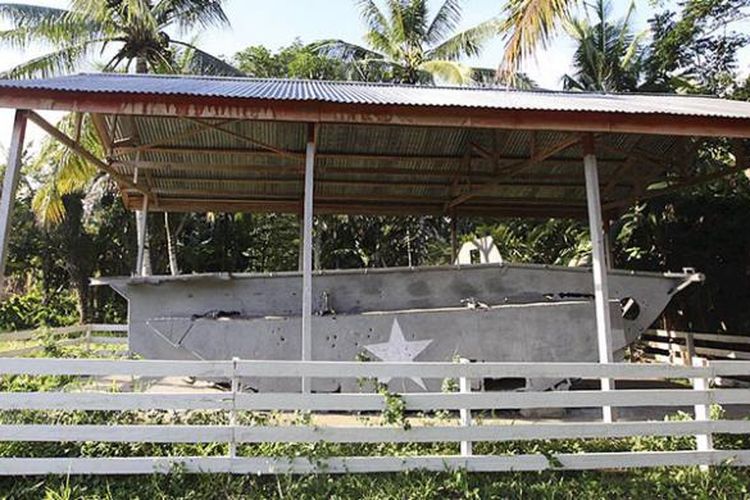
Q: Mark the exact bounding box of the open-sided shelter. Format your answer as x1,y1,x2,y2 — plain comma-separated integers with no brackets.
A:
0,74,748,413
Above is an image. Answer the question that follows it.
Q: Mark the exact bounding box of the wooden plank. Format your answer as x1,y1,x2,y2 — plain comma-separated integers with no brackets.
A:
447,135,582,208
235,360,714,379
0,110,27,284
645,341,750,361
0,346,40,357
2,420,749,445
0,358,232,377
87,337,127,345
0,393,232,411
0,425,231,443
301,124,316,393
87,324,128,333
0,337,83,357
648,329,750,346
710,361,750,377
1,450,749,475
0,325,87,342
583,139,615,422
4,357,749,380
26,111,150,198
3,388,747,413
233,389,750,411
3,87,750,138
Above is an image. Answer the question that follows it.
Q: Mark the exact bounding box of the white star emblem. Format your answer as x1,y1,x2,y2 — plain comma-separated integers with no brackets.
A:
363,318,433,390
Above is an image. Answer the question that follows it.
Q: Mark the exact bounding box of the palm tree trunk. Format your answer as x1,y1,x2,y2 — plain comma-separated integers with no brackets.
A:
133,56,153,275
165,212,180,275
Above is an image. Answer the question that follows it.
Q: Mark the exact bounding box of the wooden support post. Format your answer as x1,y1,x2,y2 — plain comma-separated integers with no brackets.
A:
450,215,458,264
583,135,614,423
301,124,317,393
603,217,614,271
135,196,149,276
0,110,28,293
692,357,713,472
459,358,472,456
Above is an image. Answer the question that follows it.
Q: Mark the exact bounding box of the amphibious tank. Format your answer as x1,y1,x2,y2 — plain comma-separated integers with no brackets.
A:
94,263,702,392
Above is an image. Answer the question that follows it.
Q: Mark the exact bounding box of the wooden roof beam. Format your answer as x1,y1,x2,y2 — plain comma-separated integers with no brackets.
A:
182,117,303,162
26,110,151,199
446,135,582,210
4,88,750,138
124,195,586,218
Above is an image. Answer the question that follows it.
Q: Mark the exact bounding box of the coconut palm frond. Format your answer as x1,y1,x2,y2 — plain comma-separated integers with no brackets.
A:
0,3,102,50
30,114,103,225
419,60,473,85
171,40,244,76
0,3,68,27
153,0,230,31
562,0,643,92
309,39,384,63
428,16,500,61
1,39,107,79
425,0,463,45
499,0,576,76
356,0,389,35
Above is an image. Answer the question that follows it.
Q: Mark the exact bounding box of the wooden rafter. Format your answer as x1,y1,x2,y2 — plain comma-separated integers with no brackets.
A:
182,117,302,162
603,164,748,211
27,111,150,198
128,118,245,154
446,135,581,210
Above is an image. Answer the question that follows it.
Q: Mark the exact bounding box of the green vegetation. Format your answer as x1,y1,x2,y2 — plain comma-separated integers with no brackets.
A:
0,465,748,499
0,0,749,495
0,345,749,498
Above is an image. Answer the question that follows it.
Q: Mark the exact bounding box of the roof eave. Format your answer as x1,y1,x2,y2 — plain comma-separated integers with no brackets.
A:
1,87,749,139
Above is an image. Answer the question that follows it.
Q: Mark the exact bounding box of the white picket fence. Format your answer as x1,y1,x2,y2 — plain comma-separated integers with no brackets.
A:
1,358,750,475
0,324,128,357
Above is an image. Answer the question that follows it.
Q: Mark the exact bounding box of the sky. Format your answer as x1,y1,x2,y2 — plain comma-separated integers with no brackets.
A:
0,0,748,151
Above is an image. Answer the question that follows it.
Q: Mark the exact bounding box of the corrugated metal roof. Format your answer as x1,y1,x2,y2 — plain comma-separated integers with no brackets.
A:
2,72,750,119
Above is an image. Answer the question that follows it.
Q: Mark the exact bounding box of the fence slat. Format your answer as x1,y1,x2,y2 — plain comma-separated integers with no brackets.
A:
2,451,749,476
235,360,714,379
233,388,750,411
0,358,231,377
0,393,232,410
4,388,746,412
649,329,750,346
2,420,749,444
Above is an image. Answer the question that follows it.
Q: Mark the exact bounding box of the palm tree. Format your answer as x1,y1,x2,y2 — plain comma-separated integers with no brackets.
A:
562,0,644,92
1,1,241,277
312,0,500,85
497,0,577,79
0,0,242,79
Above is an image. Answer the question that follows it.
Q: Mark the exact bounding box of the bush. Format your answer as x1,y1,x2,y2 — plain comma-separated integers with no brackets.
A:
0,285,78,331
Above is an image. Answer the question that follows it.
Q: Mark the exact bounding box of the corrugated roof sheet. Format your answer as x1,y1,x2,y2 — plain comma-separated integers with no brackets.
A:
2,72,750,119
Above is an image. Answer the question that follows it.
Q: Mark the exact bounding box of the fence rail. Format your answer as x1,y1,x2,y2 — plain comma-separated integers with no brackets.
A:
642,329,750,366
1,357,750,475
0,324,127,357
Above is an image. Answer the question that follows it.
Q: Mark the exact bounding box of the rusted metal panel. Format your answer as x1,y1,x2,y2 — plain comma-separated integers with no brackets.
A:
2,73,750,120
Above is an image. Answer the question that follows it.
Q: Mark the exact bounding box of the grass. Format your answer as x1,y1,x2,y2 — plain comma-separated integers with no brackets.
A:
2,466,750,499
1,342,750,499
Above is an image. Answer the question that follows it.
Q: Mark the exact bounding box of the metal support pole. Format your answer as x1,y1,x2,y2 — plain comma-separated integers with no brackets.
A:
0,110,28,292
583,135,614,423
298,214,304,271
135,196,149,276
301,124,317,393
